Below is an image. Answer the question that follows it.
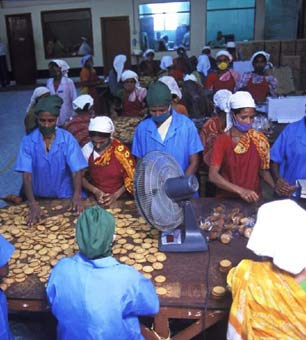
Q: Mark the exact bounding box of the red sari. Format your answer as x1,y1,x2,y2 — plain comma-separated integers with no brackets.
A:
210,130,270,198
87,139,135,194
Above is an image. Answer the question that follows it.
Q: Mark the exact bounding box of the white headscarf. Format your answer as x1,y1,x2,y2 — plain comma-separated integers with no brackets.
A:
52,59,70,77
160,56,173,70
251,50,270,64
183,74,197,82
113,54,127,82
247,199,306,275
73,94,94,111
159,76,182,99
213,89,232,131
216,50,233,63
228,91,255,110
121,70,138,82
143,49,155,59
226,41,236,48
26,87,50,112
202,45,211,52
197,54,211,76
88,116,115,135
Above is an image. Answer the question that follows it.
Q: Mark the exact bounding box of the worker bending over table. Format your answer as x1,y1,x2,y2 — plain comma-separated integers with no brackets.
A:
227,199,306,339
82,116,135,207
47,205,159,339
209,91,275,202
15,95,87,225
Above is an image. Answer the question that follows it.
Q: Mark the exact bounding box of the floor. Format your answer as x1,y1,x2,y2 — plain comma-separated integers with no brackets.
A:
0,85,227,339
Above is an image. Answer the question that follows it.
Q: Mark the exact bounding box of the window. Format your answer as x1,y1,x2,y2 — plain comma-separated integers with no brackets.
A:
41,8,93,59
139,1,190,52
206,0,255,45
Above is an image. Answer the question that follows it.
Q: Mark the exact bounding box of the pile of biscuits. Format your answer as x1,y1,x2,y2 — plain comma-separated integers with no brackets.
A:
0,204,168,295
199,204,256,244
113,117,143,144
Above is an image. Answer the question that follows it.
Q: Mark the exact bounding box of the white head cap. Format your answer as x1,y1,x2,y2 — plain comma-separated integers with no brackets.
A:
73,94,94,111
216,50,233,62
160,56,173,70
226,41,236,48
229,91,255,110
213,89,232,112
113,54,127,82
251,50,270,64
121,70,138,82
247,199,306,275
183,74,197,82
27,87,50,112
159,76,182,99
88,116,115,134
143,49,155,58
197,54,211,76
202,45,211,52
52,59,70,76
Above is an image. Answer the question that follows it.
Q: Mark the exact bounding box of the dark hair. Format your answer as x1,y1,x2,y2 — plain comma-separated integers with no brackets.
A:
231,108,244,115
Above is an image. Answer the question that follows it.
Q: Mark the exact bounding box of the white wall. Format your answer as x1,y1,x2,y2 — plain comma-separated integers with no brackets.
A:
0,0,266,71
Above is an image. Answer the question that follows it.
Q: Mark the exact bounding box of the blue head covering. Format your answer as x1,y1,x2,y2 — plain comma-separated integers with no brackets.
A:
0,235,15,267
81,54,92,67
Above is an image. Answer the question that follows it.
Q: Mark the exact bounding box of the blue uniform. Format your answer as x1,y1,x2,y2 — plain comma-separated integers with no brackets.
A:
46,253,159,340
270,118,306,186
132,110,203,172
15,128,87,198
0,235,15,340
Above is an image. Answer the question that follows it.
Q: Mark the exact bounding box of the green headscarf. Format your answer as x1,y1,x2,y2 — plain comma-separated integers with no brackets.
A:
34,95,63,116
146,81,172,107
76,205,115,259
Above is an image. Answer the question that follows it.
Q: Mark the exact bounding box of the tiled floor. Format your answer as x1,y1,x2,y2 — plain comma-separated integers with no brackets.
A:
0,88,33,207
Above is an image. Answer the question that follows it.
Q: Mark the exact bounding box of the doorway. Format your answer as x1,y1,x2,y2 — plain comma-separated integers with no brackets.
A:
100,16,131,75
6,13,37,85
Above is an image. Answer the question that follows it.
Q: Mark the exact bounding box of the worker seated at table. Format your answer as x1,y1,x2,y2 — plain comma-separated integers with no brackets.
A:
182,74,211,118
270,117,306,198
159,75,188,116
0,234,15,340
117,70,147,117
158,55,175,79
47,205,159,340
236,51,278,104
108,54,127,97
172,46,194,82
200,89,232,167
24,86,50,134
205,50,240,94
82,116,135,208
201,46,217,71
227,199,306,339
132,81,203,176
209,91,275,202
64,94,95,147
197,54,211,84
139,49,160,77
80,54,103,114
15,95,87,225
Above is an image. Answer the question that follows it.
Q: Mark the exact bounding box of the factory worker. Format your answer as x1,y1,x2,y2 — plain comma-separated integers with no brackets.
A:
236,50,277,104
117,70,147,117
46,59,77,126
209,91,275,202
132,81,203,175
159,75,188,116
108,54,127,96
227,199,306,339
139,49,159,77
205,50,240,93
82,116,135,207
15,95,87,225
47,205,159,339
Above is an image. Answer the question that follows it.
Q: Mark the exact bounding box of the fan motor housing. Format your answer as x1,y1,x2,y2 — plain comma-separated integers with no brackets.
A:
165,175,199,202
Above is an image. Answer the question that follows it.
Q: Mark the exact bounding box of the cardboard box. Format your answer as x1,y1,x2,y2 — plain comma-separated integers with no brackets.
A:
264,41,280,66
280,55,301,90
251,40,265,54
281,40,296,56
296,39,306,56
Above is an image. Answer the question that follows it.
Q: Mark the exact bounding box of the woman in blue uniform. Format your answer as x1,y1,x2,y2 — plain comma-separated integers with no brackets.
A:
15,95,87,225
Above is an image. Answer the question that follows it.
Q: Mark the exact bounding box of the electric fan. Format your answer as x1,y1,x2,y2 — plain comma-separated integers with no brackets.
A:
134,151,208,252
